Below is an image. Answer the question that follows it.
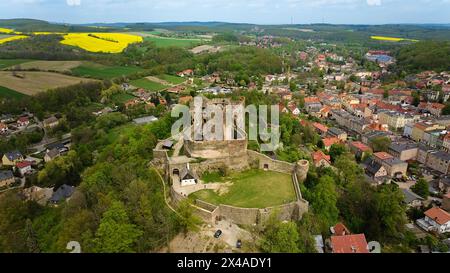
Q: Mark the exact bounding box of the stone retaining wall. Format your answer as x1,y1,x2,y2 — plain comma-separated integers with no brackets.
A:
195,199,219,212
247,150,295,174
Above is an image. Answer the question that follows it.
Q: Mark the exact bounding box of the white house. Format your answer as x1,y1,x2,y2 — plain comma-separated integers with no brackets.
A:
180,165,198,187
15,161,32,176
417,207,450,234
288,104,301,116
17,117,30,127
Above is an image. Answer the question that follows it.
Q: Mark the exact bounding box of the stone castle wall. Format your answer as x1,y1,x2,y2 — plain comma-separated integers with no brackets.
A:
247,150,295,174
184,139,248,159
189,201,309,227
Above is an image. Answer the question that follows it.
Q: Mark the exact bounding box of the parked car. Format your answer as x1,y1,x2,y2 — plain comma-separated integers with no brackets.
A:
214,230,222,238
236,239,242,249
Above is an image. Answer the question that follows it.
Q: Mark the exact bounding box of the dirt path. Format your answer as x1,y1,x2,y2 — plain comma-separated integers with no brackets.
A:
149,164,180,217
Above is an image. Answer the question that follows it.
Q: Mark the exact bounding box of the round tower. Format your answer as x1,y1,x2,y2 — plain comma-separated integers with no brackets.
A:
295,160,309,182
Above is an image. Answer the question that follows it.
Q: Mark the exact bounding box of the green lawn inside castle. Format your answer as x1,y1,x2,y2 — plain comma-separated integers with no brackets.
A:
189,169,296,209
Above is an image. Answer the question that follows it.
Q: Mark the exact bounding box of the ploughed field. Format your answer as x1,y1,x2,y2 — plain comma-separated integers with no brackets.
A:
0,71,96,96
0,59,146,80
10,60,83,72
190,169,297,209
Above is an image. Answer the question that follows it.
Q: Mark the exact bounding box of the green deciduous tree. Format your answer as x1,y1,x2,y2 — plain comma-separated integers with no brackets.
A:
370,136,392,152
309,175,339,227
411,178,430,199
94,201,143,253
260,217,300,253
177,199,203,234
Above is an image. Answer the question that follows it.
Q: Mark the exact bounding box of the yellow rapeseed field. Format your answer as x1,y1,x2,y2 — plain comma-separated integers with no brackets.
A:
0,28,22,35
0,35,29,44
33,32,65,35
371,36,419,42
0,28,15,34
60,33,143,53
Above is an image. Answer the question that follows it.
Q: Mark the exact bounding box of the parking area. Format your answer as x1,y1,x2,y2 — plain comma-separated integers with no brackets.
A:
160,219,255,253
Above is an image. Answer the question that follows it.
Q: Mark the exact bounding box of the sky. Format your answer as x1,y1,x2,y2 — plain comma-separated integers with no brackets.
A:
0,0,449,25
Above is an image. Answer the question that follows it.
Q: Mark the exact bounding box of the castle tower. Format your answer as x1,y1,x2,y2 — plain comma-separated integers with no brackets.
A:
295,160,309,182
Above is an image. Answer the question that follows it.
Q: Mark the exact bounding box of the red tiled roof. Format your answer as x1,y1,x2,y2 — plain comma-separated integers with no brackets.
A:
299,119,309,127
376,101,400,111
368,123,388,132
288,104,299,112
18,117,29,122
304,97,321,104
332,223,351,236
430,103,445,110
312,150,331,164
320,105,332,113
179,96,193,104
331,234,369,253
424,207,450,225
322,137,340,148
351,141,372,152
414,123,430,130
16,161,32,169
374,152,394,161
312,122,329,133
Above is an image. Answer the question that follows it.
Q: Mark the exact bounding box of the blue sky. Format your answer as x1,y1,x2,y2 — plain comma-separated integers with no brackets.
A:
0,0,449,25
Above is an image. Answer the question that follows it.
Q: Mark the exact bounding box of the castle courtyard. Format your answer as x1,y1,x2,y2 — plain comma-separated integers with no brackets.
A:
189,169,297,209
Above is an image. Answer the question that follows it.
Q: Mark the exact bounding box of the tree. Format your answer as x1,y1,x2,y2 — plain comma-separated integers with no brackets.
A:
289,81,297,92
412,92,421,107
370,136,391,152
442,103,450,116
25,219,40,253
329,144,346,162
94,201,143,253
177,199,202,234
260,216,300,253
37,150,82,188
309,175,339,227
334,155,363,186
411,179,430,199
373,185,407,241
0,192,29,252
296,213,321,253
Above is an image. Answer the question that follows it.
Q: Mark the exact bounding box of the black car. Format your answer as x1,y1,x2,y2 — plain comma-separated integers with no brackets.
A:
236,239,242,249
214,230,222,238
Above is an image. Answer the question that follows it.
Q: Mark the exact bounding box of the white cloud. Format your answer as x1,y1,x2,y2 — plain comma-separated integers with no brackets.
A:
367,0,382,6
66,0,81,6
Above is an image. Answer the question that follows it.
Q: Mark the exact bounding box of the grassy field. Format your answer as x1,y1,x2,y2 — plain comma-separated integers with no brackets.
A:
72,62,145,80
144,36,203,48
0,59,32,69
131,78,168,91
0,71,95,96
9,60,83,72
111,92,136,104
157,74,186,85
190,169,296,208
0,85,28,99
